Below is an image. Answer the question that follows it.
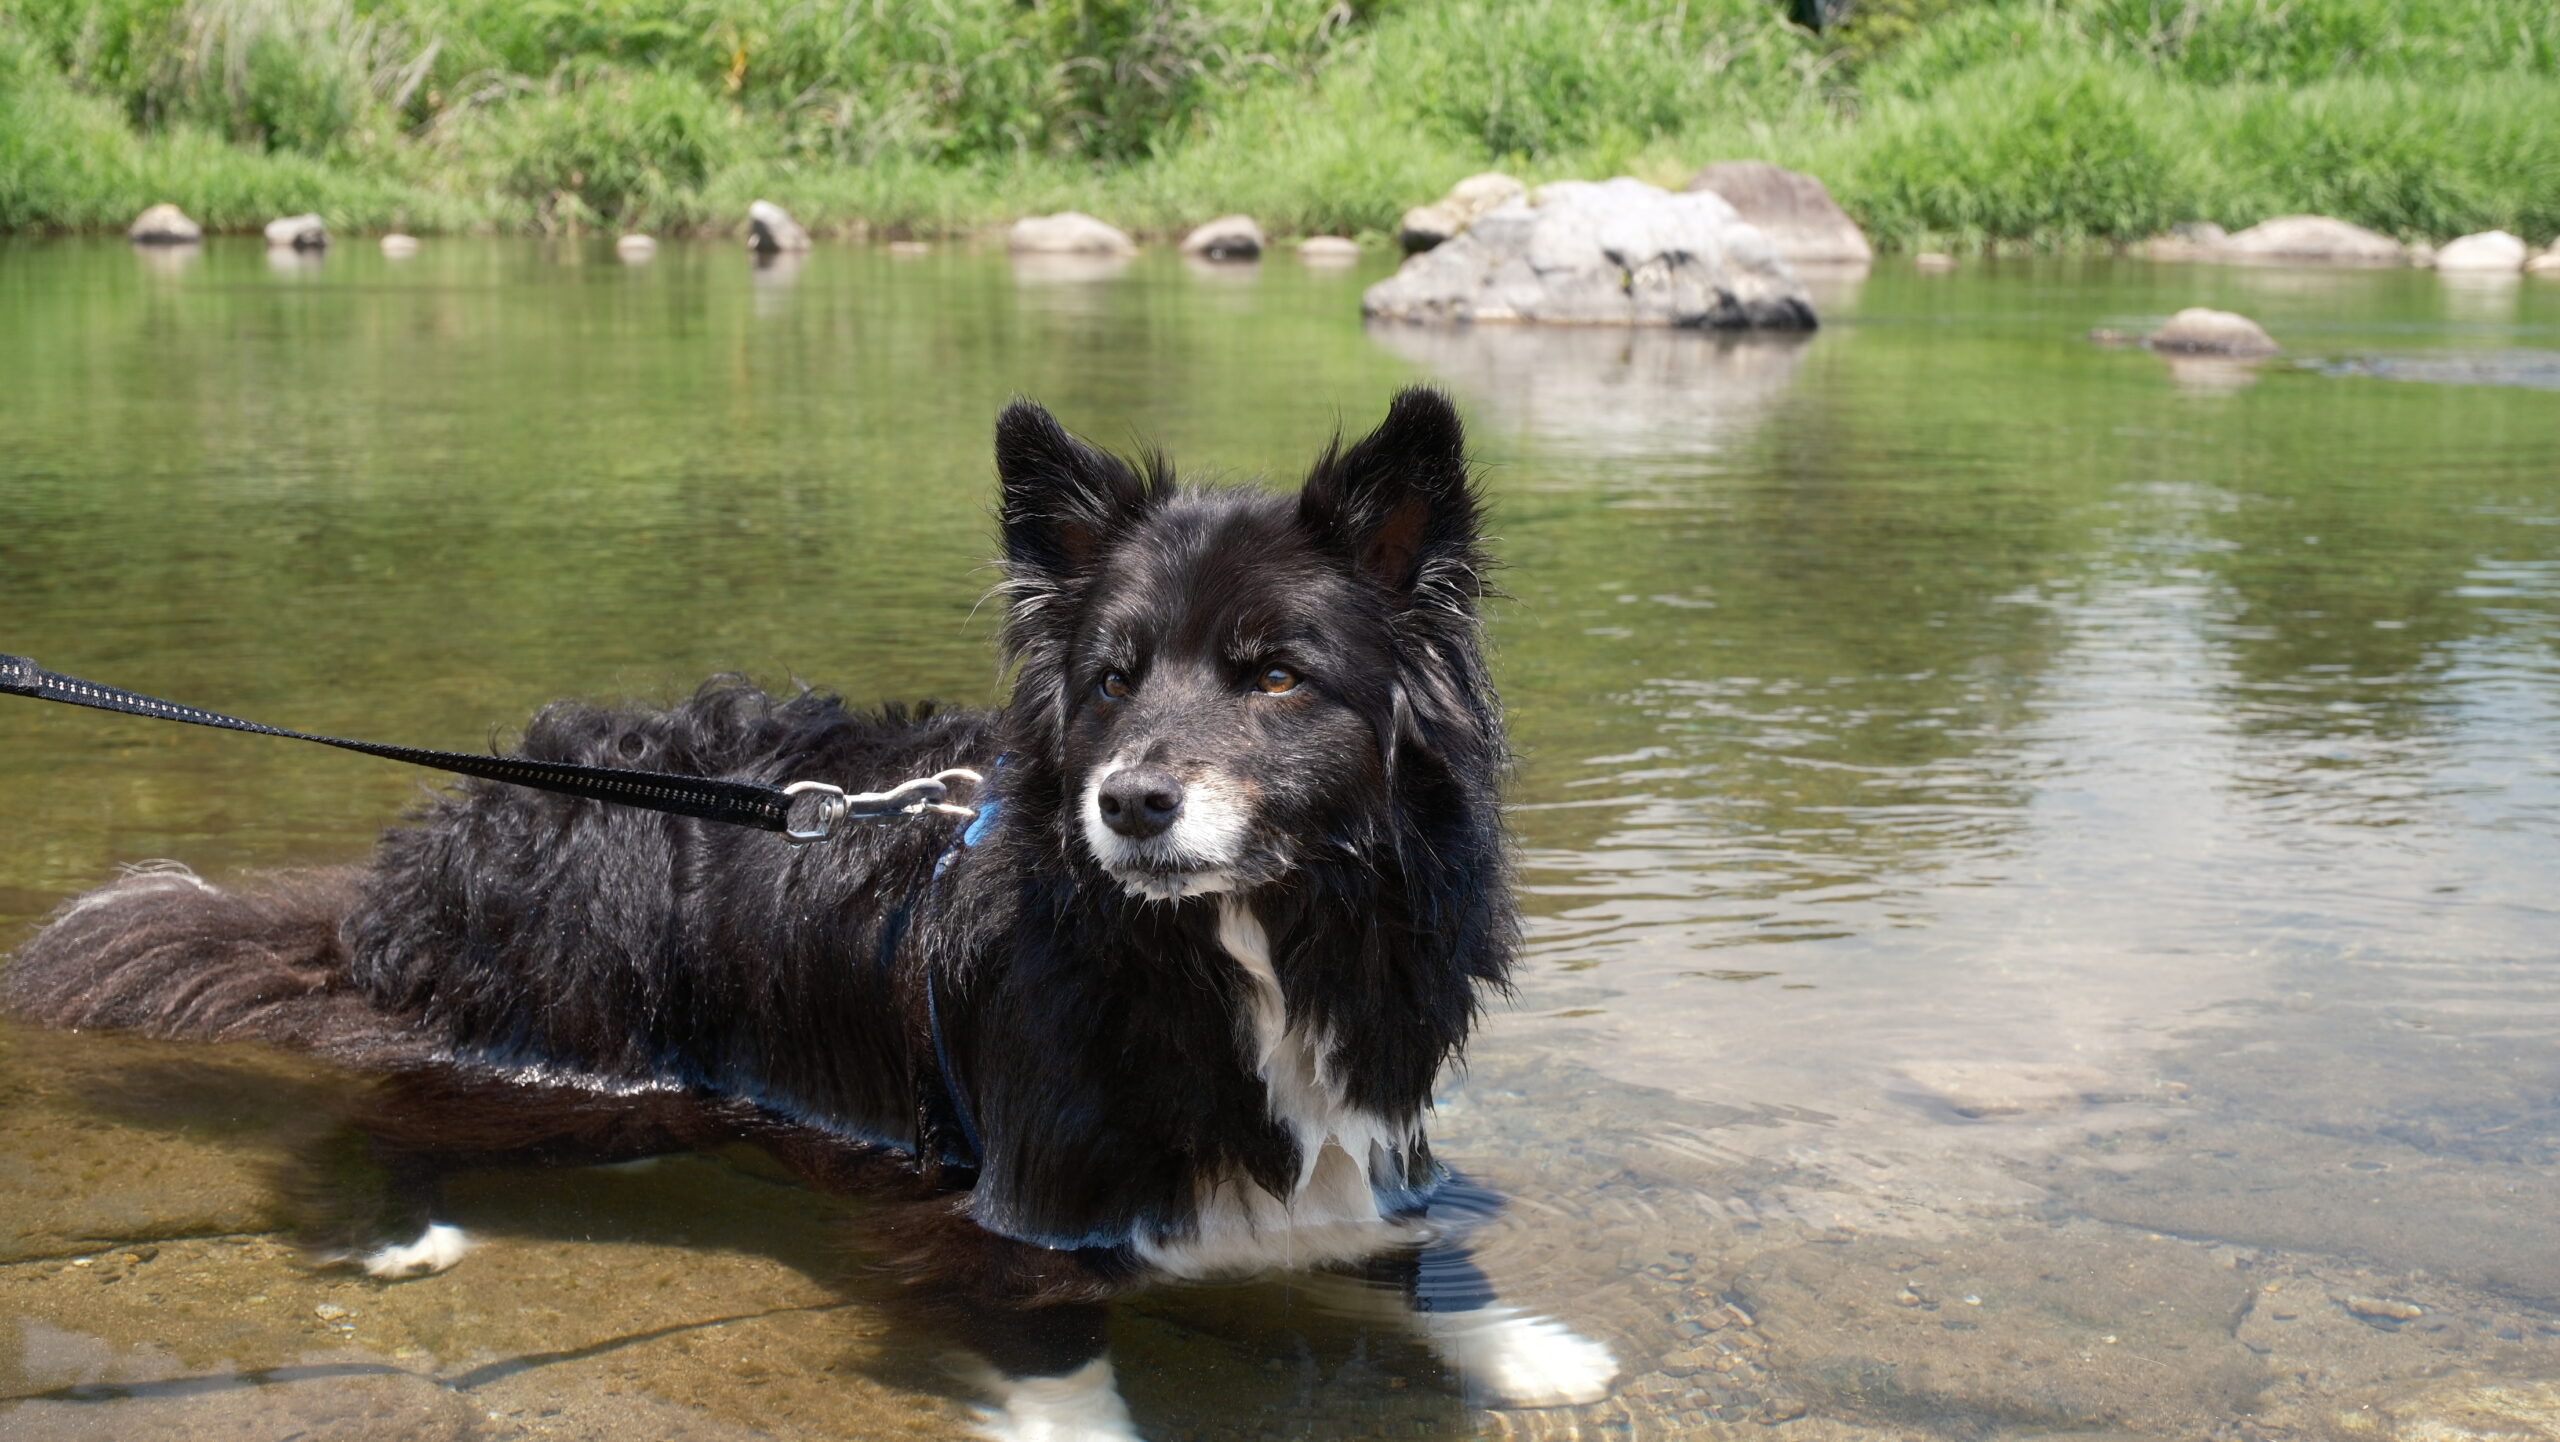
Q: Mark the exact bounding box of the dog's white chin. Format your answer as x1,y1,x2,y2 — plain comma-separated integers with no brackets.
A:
1111,867,1237,901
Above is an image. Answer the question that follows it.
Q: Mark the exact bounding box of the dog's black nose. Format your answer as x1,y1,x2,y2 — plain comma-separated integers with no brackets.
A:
1098,768,1185,839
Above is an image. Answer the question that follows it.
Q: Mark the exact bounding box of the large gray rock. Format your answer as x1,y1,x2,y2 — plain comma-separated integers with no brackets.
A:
2434,230,2528,272
1007,211,1137,256
2217,215,2404,266
1179,214,1263,261
2146,307,2278,357
1397,172,1525,254
1363,177,1815,330
746,199,811,254
1684,161,1872,265
263,213,328,250
128,203,202,245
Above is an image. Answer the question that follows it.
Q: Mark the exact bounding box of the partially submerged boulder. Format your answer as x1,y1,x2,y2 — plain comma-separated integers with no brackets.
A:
1397,172,1524,254
379,233,421,258
1007,211,1137,257
2215,215,2404,266
2141,221,2229,261
2146,307,2278,357
129,203,202,246
1298,236,1360,264
1363,177,1815,329
264,213,328,250
2434,230,2529,272
2528,244,2560,277
616,233,656,261
746,200,811,254
1179,214,1263,261
1684,161,1872,265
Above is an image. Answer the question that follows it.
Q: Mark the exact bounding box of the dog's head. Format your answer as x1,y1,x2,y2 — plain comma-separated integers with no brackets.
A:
995,388,1494,902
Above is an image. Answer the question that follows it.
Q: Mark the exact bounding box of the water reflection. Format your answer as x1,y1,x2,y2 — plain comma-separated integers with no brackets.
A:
1180,253,1261,286
2160,352,2265,392
2438,268,2523,321
1367,323,1814,455
749,248,806,316
131,244,199,278
1008,252,1134,286
1791,259,1868,315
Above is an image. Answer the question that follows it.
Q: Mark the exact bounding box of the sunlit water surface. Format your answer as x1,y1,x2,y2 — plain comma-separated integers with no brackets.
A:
3,239,2557,1441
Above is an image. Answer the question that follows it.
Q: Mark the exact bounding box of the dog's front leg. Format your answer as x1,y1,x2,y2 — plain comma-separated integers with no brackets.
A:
1391,1241,1621,1409
952,1302,1137,1442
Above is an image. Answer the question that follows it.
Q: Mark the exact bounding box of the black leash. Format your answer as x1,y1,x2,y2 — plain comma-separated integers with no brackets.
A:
0,654,978,842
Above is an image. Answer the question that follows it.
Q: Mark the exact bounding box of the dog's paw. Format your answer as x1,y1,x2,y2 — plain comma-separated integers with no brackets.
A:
1428,1309,1619,1409
970,1358,1141,1442
356,1222,472,1280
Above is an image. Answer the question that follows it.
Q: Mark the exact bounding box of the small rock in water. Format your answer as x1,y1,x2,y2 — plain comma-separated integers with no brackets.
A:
313,1301,352,1320
1178,214,1263,261
1007,211,1137,257
265,213,329,250
616,233,656,261
2087,327,2134,345
1757,1395,1809,1424
2142,220,2230,261
1914,251,1956,271
2146,307,2279,357
746,200,811,255
129,203,203,246
2434,230,2529,273
1397,172,1525,254
886,240,930,256
2342,1294,2424,1322
1298,236,1359,265
1685,160,1872,265
380,234,421,258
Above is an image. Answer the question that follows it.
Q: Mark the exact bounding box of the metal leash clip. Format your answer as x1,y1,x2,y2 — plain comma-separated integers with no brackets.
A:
780,768,985,844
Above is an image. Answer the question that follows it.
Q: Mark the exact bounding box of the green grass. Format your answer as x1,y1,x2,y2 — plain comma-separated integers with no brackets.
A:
4,0,2557,246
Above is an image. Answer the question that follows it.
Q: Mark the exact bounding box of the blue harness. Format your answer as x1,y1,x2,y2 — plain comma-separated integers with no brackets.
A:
921,761,1003,1169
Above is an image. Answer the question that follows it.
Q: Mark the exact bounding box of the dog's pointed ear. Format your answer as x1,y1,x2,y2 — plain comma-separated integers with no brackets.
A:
1299,387,1481,596
996,400,1150,582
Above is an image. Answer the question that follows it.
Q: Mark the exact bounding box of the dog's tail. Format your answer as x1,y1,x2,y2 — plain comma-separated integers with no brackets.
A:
3,863,398,1054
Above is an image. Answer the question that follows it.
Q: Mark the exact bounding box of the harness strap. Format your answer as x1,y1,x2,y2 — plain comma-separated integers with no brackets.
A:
0,653,973,840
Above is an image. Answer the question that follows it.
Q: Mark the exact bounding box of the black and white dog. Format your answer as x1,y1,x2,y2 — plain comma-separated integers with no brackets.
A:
4,389,1616,1438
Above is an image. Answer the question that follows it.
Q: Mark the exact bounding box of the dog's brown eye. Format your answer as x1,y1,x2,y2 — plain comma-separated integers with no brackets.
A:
1257,666,1300,695
1099,672,1132,701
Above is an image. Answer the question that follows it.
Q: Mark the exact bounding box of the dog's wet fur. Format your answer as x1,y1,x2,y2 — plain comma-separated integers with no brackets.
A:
4,390,1618,1435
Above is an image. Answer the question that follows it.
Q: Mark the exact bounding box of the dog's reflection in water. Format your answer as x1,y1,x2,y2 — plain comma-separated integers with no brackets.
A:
7,391,1618,1439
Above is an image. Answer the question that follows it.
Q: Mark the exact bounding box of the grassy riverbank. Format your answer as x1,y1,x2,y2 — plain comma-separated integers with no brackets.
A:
5,0,2557,248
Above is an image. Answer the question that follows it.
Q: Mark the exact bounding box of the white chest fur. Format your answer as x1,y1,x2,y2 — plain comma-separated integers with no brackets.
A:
1131,899,1418,1278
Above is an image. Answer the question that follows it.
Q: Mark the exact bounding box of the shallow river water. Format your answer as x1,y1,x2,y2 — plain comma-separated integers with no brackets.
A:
2,238,2557,1441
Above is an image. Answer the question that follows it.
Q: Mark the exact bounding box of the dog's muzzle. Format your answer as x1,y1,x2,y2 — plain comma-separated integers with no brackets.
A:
1081,761,1248,900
